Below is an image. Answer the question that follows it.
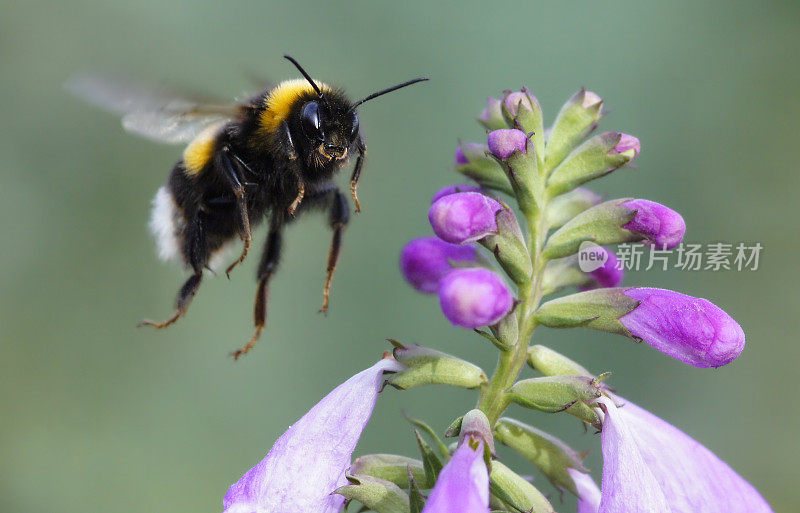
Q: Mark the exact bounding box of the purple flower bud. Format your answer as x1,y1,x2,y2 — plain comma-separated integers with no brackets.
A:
621,199,685,249
400,237,477,294
454,146,469,165
581,246,624,289
429,192,504,244
478,96,504,129
595,396,773,513
421,439,489,513
438,268,514,328
431,184,482,204
620,288,745,368
610,134,641,157
487,129,528,159
503,91,533,117
582,90,602,108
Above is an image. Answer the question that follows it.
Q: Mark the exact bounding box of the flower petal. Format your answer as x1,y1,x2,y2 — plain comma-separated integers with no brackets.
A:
597,396,773,513
421,440,489,513
223,358,403,513
567,468,601,513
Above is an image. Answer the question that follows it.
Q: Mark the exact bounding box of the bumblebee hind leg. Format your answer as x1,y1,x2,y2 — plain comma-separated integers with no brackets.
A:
140,214,207,329
232,213,285,360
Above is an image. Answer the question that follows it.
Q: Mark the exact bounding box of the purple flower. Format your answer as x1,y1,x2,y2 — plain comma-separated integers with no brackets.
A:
487,129,528,159
400,237,477,293
620,287,745,368
581,246,624,289
222,358,402,513
431,184,483,203
429,192,504,244
438,268,514,328
621,199,686,249
421,439,490,513
504,90,534,117
595,396,773,513
609,133,640,157
567,468,601,513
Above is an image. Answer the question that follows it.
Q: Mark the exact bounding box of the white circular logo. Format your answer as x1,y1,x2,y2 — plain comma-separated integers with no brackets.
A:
578,241,607,272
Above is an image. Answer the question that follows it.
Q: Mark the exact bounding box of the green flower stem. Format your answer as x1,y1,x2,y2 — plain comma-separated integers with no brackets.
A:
478,190,550,426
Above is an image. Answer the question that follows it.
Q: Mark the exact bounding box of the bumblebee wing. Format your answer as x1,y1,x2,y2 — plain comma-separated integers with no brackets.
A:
65,72,245,144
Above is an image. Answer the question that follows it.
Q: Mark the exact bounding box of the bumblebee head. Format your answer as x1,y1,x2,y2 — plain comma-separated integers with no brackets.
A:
264,56,428,170
298,97,359,162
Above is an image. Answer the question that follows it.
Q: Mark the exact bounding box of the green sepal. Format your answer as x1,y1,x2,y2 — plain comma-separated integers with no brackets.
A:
540,255,593,295
388,343,488,391
456,142,513,194
489,461,556,513
545,187,603,229
490,311,519,350
503,142,543,216
403,412,450,461
516,88,545,170
546,132,632,197
542,199,638,259
414,428,444,485
474,329,511,351
481,209,533,285
350,454,432,489
534,287,640,336
495,417,588,495
336,475,409,513
545,88,604,171
444,416,463,438
407,468,425,513
527,344,593,378
509,375,603,413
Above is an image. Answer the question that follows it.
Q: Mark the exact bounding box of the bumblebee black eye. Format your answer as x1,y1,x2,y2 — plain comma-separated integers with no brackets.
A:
301,101,322,140
350,112,359,138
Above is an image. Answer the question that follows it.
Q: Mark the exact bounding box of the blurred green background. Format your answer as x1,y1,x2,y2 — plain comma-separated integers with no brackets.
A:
1,0,798,511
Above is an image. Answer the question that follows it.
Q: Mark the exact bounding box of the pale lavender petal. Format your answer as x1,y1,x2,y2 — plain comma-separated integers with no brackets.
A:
597,396,773,513
567,468,601,513
621,288,745,368
222,359,403,513
421,441,490,513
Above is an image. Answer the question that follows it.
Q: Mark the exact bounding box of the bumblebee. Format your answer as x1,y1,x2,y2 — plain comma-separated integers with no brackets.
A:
69,56,427,358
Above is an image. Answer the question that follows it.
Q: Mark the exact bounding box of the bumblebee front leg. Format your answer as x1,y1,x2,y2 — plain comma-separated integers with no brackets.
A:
232,213,285,359
349,137,366,213
320,189,350,314
220,148,252,278
140,215,206,329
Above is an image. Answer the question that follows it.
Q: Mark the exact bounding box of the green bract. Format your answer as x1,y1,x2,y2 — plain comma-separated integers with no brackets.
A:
388,343,488,390
495,417,589,495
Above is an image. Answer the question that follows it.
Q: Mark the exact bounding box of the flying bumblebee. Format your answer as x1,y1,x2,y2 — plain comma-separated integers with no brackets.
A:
68,56,428,358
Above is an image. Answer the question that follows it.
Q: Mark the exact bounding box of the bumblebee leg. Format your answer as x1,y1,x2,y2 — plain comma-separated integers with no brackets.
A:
232,214,285,359
320,189,350,314
287,180,305,217
220,148,252,279
349,137,366,213
140,215,207,328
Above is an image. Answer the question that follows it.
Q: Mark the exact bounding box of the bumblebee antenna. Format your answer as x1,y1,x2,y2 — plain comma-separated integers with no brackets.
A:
350,77,429,111
283,55,323,98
